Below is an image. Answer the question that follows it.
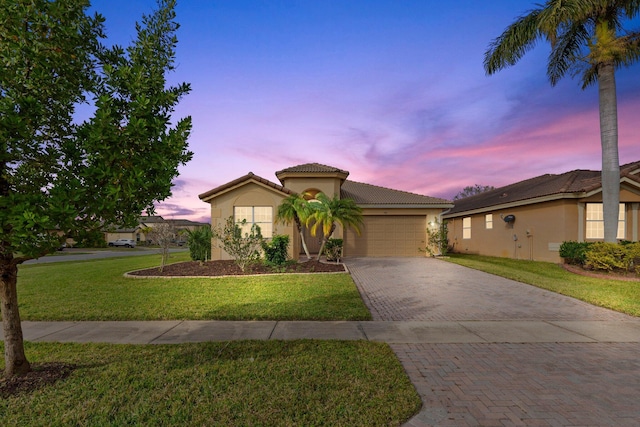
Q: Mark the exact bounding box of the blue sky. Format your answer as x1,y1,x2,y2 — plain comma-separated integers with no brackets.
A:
91,0,640,222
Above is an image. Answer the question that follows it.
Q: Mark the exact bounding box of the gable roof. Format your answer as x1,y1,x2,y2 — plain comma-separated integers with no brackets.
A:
199,172,292,202
341,180,452,206
446,160,640,216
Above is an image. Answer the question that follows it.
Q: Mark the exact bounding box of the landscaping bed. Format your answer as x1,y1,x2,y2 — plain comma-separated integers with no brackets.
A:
128,259,346,276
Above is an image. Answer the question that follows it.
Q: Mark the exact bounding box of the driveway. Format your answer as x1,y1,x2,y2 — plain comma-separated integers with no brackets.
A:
345,258,640,426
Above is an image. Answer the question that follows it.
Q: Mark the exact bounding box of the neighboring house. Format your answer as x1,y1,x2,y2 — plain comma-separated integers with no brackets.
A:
106,216,208,244
199,163,453,260
443,161,640,262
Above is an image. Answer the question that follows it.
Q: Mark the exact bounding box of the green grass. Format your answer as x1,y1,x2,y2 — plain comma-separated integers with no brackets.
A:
446,254,640,317
17,253,371,320
0,341,421,426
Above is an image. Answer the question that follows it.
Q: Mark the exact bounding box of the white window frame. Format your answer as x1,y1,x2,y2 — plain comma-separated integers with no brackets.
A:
234,206,273,238
585,203,625,240
485,214,493,229
462,217,471,239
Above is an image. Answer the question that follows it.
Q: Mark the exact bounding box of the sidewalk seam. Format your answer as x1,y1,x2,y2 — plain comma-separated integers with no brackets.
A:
148,320,184,344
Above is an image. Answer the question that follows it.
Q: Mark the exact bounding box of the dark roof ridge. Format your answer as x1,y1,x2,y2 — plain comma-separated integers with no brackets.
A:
275,162,349,175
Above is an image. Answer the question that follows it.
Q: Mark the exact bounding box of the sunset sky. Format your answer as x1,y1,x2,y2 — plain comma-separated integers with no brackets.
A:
92,0,640,223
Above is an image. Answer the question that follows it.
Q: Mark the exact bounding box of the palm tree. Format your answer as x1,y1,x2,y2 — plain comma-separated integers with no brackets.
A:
484,0,640,242
307,192,364,261
276,193,313,260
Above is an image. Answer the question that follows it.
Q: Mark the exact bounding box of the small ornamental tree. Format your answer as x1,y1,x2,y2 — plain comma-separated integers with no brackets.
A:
0,0,192,377
147,222,176,272
212,216,263,272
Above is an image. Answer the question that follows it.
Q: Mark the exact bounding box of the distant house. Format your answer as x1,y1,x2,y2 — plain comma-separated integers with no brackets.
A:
199,163,453,260
105,216,208,244
443,161,640,262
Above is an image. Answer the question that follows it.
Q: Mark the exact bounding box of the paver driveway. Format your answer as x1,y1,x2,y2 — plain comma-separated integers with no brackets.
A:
345,258,640,427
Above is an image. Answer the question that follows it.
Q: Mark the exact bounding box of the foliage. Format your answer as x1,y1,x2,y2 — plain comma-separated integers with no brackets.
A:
17,253,371,321
70,229,107,248
323,238,343,262
424,219,449,256
276,193,313,259
212,217,263,272
559,241,593,266
584,241,640,273
446,254,640,317
0,0,192,376
261,234,289,266
186,226,213,263
146,222,176,271
453,184,495,200
307,193,363,261
0,341,420,426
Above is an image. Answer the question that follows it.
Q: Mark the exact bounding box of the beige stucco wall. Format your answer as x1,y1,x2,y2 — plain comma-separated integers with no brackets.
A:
278,176,342,198
206,182,297,261
446,188,640,263
447,200,577,263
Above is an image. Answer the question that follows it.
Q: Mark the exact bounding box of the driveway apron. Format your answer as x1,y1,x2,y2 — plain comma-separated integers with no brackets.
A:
345,257,640,426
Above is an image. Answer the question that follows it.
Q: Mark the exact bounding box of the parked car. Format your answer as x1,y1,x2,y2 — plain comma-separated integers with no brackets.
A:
108,239,136,248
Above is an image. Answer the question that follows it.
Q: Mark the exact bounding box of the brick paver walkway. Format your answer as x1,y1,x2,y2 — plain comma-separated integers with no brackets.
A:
346,258,640,426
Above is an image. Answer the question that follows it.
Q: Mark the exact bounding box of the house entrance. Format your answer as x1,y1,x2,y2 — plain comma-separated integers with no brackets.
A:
301,226,324,255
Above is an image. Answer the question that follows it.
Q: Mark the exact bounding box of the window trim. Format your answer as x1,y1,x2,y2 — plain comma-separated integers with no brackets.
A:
462,217,471,239
585,203,625,240
485,214,493,230
234,206,273,238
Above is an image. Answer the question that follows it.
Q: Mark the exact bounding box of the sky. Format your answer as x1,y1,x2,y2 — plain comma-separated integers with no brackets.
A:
91,0,640,223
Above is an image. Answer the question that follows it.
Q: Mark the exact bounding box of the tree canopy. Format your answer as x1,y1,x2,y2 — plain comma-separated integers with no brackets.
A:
0,0,192,377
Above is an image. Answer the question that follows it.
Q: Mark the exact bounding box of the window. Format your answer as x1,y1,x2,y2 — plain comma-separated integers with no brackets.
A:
586,203,625,239
462,217,471,239
485,214,493,229
234,206,273,238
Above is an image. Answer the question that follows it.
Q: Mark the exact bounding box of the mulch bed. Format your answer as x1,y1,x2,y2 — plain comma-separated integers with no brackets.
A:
561,263,640,282
1,363,76,398
128,259,346,277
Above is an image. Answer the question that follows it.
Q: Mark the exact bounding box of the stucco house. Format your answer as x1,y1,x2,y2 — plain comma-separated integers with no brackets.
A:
443,160,640,262
199,163,453,260
105,216,208,244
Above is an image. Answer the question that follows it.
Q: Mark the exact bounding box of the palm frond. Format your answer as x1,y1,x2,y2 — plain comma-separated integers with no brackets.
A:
484,9,544,74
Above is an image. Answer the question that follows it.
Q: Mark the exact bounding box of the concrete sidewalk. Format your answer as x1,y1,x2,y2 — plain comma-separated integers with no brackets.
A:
12,319,640,345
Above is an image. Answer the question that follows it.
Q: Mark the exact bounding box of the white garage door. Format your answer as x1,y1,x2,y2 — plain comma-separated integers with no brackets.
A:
344,215,426,257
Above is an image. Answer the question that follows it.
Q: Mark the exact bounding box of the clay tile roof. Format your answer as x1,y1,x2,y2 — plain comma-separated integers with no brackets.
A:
275,163,349,175
446,160,640,216
341,180,452,205
199,172,292,201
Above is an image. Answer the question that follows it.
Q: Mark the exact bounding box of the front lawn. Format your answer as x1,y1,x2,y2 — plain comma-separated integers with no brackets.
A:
0,341,421,426
17,253,371,321
446,254,640,317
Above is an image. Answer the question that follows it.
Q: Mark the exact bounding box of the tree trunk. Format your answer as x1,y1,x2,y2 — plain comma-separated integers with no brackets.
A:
1,259,31,377
598,62,620,243
316,224,336,261
295,218,311,260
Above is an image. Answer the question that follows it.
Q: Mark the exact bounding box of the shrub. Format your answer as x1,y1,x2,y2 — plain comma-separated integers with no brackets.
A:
212,217,263,272
585,242,627,272
424,219,448,256
324,238,343,262
559,241,592,265
262,234,290,266
187,226,213,263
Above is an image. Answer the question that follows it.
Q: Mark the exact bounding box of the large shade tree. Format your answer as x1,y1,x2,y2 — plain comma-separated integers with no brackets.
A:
307,193,363,261
0,0,192,377
484,0,640,242
276,193,313,260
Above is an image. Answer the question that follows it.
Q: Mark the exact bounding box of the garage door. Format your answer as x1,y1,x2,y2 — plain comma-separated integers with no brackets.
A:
344,215,426,257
